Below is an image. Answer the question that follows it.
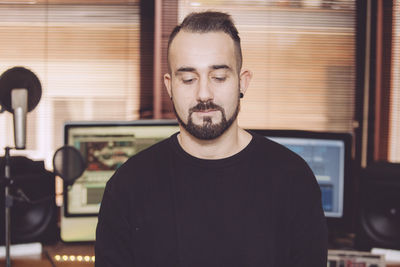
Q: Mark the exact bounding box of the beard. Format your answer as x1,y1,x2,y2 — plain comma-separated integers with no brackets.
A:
173,98,240,140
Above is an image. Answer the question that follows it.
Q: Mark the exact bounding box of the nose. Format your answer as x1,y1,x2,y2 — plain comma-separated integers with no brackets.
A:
196,78,213,102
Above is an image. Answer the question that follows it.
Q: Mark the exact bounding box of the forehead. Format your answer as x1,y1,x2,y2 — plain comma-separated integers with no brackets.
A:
168,31,237,71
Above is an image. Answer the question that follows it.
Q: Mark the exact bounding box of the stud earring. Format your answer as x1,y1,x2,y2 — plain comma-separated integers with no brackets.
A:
239,92,244,99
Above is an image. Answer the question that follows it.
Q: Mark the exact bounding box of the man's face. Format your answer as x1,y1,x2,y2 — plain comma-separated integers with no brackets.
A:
164,31,241,140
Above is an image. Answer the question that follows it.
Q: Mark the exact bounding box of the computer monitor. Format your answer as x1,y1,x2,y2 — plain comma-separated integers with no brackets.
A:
61,120,179,242
249,129,354,232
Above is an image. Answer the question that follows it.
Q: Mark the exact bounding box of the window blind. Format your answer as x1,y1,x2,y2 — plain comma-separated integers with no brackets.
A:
174,0,357,132
0,0,140,168
390,0,400,162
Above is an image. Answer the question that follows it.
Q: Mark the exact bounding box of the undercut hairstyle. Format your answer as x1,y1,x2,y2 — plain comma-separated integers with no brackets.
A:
167,11,243,73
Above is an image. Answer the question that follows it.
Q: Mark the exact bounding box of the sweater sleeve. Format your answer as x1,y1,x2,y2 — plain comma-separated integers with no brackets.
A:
288,161,329,267
95,176,135,267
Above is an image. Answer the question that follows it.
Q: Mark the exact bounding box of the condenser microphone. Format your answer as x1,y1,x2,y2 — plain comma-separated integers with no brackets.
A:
11,88,28,149
0,67,42,150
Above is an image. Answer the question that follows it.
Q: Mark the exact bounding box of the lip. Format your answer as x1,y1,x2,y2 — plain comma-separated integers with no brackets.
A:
195,109,218,113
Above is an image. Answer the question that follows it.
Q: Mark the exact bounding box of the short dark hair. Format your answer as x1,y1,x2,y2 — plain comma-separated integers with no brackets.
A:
167,11,243,72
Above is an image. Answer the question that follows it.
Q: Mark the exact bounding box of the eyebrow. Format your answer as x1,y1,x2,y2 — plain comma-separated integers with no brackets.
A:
176,67,196,74
175,64,231,75
211,64,231,70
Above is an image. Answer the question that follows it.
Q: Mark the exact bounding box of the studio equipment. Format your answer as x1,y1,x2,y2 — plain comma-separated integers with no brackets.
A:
0,156,58,245
0,66,41,267
0,67,41,150
53,145,86,186
0,67,86,267
355,162,400,250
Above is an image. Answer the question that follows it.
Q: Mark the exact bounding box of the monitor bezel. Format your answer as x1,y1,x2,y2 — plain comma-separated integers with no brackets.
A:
63,119,179,218
248,129,354,233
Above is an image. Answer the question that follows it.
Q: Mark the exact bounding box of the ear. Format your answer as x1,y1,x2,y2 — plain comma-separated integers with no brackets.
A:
239,69,252,96
164,73,172,98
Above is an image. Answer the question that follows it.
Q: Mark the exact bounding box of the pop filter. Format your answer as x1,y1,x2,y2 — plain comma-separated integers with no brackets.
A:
0,67,42,149
0,67,41,112
53,145,86,186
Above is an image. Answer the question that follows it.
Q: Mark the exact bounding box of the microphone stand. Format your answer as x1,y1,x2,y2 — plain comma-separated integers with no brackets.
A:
4,147,13,267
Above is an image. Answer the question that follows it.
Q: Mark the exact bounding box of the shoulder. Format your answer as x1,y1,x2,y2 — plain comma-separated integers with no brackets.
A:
248,130,319,191
249,131,308,168
123,135,172,167
105,133,175,193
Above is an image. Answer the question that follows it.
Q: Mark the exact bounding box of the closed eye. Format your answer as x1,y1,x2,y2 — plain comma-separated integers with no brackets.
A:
213,76,226,82
182,78,196,84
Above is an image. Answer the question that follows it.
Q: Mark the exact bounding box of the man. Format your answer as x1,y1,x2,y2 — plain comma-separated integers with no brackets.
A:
95,11,328,267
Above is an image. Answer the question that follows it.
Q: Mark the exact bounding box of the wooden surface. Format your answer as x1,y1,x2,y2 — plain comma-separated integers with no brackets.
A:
0,242,94,267
1,242,400,267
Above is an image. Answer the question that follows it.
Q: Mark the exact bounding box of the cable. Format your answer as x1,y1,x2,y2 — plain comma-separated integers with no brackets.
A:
43,249,57,267
14,188,54,205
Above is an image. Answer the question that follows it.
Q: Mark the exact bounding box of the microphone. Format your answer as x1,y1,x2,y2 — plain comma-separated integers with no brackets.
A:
11,89,28,149
0,67,42,150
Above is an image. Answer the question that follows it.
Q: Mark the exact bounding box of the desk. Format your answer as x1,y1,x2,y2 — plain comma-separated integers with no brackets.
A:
0,242,94,267
1,243,400,267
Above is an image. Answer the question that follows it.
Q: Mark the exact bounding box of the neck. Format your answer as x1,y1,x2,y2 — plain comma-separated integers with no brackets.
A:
177,121,252,159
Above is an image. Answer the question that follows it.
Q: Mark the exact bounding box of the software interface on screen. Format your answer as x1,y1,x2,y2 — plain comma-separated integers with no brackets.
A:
64,122,179,216
266,136,345,218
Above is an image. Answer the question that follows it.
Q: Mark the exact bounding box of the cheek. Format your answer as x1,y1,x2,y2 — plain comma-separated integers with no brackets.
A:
225,97,239,116
171,90,192,118
172,84,196,106
216,85,239,107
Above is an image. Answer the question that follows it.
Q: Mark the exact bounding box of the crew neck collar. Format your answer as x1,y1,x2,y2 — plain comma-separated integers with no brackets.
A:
169,131,257,168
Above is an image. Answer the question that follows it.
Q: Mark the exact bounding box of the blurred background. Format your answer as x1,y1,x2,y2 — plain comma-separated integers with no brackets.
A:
0,0,370,167
0,0,400,264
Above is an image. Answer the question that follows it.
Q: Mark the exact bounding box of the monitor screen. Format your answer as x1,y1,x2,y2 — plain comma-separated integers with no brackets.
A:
249,129,352,220
267,136,345,218
61,120,179,242
63,120,179,218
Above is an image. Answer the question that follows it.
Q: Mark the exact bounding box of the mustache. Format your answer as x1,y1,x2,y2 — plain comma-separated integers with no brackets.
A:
189,101,223,113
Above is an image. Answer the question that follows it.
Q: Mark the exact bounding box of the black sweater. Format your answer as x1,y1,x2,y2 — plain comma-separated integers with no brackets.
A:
95,131,328,267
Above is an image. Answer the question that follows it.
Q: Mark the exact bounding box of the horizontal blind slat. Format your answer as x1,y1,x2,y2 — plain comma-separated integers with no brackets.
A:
175,0,356,132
